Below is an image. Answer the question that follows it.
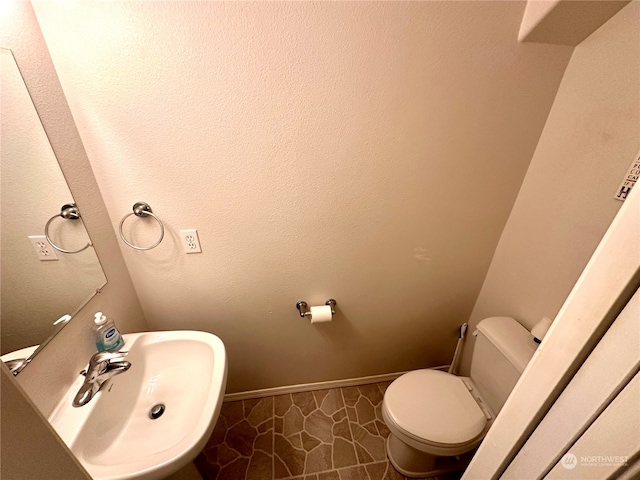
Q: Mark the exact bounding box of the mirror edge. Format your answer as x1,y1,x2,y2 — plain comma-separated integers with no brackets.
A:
1,46,108,368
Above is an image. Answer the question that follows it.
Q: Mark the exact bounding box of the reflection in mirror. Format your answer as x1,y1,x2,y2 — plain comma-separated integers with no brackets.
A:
0,48,107,364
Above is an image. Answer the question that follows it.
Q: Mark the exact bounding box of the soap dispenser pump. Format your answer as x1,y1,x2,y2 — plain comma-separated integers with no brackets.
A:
94,312,124,352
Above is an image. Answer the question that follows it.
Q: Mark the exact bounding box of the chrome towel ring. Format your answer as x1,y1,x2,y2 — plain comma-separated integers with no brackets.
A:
119,202,165,251
44,204,92,254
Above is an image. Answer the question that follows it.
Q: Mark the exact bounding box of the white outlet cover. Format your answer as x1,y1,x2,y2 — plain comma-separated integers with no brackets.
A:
28,235,59,261
179,229,202,254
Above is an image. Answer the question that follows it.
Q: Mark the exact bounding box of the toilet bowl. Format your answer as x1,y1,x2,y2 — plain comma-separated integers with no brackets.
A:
382,369,493,477
382,317,538,477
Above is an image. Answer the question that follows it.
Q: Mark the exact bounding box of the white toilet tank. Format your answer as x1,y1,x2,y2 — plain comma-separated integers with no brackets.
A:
469,317,538,415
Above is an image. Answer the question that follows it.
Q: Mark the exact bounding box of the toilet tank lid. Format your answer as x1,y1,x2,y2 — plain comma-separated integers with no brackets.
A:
476,317,537,373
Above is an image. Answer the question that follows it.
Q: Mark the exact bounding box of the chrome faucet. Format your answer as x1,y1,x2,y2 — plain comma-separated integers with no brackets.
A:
73,351,131,407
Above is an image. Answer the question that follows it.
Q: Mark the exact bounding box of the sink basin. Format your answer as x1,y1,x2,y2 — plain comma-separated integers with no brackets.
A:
49,331,227,480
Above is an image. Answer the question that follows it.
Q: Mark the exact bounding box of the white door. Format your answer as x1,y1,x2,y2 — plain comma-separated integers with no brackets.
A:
463,181,640,479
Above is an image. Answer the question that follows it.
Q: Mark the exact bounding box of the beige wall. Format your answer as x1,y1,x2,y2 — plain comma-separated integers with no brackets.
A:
1,366,90,480
32,1,574,393
461,2,640,374
0,0,146,416
1,0,635,475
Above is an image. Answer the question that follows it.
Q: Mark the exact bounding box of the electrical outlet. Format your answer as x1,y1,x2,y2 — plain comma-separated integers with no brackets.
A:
179,229,202,254
28,235,59,261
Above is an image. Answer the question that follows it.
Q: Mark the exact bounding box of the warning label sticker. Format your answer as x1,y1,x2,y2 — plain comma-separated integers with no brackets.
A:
614,151,640,201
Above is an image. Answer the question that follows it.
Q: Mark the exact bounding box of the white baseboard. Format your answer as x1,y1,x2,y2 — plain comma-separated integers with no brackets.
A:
224,365,450,402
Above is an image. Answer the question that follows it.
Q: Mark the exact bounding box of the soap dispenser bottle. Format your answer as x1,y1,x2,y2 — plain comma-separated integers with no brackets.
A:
94,312,124,352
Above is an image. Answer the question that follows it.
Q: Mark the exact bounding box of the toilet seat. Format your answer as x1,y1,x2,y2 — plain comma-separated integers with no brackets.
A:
382,370,490,455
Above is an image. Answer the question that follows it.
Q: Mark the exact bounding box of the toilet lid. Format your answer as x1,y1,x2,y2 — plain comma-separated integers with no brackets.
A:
384,370,487,446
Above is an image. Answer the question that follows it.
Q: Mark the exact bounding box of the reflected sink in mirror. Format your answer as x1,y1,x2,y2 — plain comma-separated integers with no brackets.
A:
49,331,227,480
0,345,39,374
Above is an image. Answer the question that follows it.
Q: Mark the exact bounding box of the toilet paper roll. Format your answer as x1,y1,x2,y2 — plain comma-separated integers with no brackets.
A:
531,317,553,343
310,305,333,324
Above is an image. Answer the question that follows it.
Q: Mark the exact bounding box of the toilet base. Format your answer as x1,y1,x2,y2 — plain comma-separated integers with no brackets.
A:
386,434,473,478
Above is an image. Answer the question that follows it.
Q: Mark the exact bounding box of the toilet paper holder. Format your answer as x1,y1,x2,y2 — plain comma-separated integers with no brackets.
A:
296,299,337,318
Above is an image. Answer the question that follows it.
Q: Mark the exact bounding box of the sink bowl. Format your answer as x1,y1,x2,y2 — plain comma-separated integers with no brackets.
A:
49,331,227,480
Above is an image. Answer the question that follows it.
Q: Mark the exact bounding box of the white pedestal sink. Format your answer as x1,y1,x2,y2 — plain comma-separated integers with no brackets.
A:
49,331,227,480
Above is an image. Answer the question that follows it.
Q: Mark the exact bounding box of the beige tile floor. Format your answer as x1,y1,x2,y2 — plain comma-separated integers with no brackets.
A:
194,382,464,480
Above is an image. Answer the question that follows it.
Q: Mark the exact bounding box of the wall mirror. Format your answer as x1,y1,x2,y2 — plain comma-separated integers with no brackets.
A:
0,48,107,365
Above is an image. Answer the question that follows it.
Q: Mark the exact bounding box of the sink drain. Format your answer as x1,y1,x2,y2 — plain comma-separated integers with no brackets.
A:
149,404,165,419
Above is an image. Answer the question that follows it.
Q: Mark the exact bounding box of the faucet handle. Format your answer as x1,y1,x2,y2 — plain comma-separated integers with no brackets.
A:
89,350,129,368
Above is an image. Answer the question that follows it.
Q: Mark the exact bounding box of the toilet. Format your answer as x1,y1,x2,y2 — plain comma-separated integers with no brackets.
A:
382,316,538,477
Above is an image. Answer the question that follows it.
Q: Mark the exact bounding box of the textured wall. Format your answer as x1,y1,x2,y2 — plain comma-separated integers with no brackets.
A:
33,1,574,393
462,2,640,373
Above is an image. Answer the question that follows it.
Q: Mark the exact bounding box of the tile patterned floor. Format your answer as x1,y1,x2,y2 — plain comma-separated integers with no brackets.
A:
194,382,464,480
